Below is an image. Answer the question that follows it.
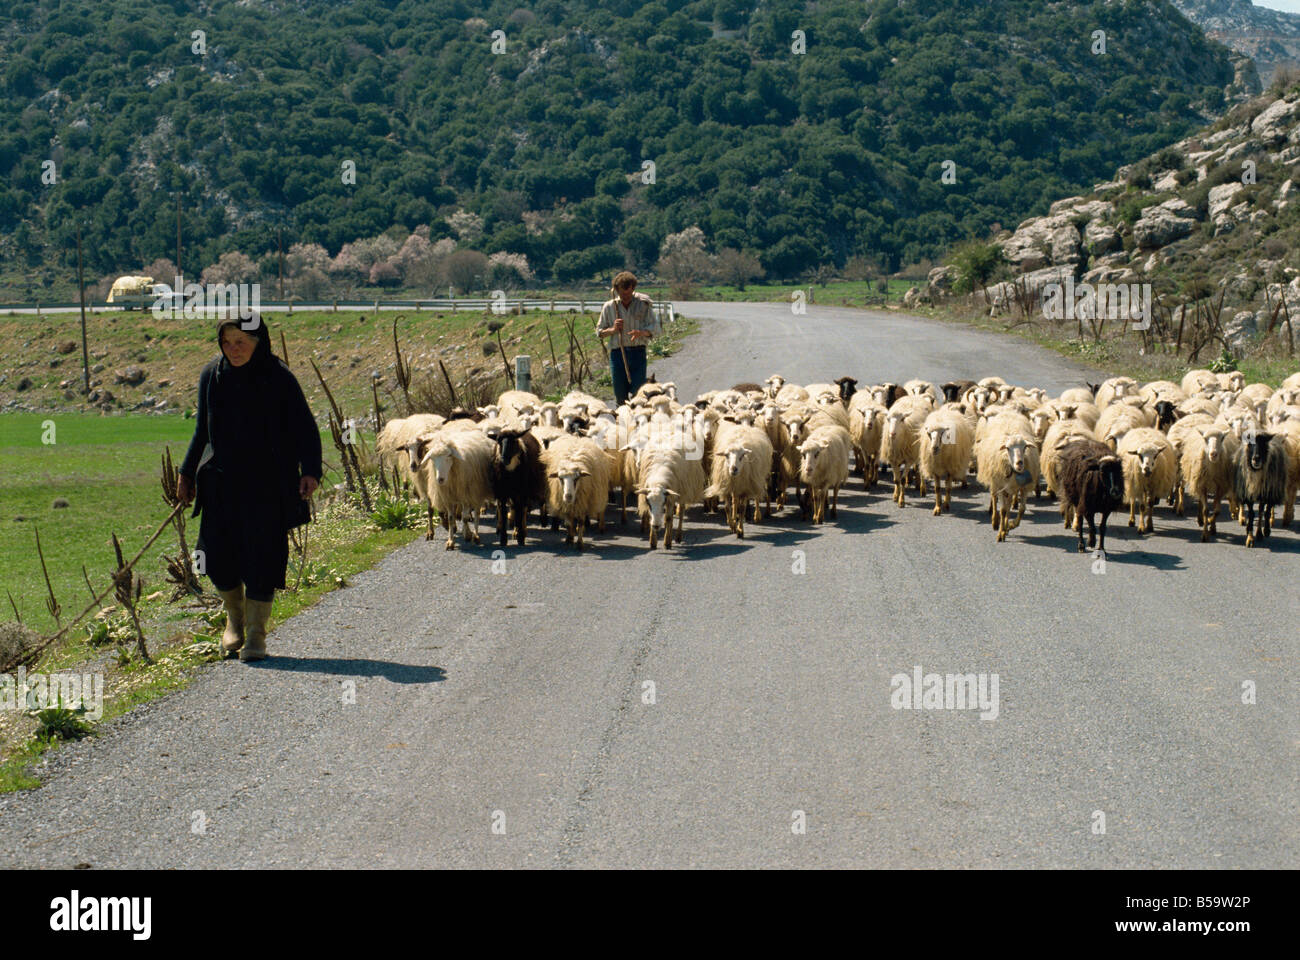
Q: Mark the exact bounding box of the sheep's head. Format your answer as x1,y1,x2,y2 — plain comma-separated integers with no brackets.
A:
421,440,459,485
1057,402,1077,421
662,382,678,401
835,376,858,402
637,481,676,530
403,433,435,473
1128,443,1162,477
926,426,948,456
549,463,590,504
1154,400,1178,430
724,445,751,477
783,416,808,443
1001,435,1029,475
1225,412,1252,440
886,412,906,439
477,404,500,420
1030,409,1052,441
494,429,529,471
1223,371,1245,391
765,374,785,398
1200,427,1226,462
538,403,560,427
1245,431,1275,471
972,387,994,412
1098,455,1124,501
997,384,1016,402
798,439,824,480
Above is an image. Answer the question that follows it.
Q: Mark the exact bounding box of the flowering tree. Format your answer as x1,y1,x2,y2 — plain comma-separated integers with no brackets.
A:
200,251,258,286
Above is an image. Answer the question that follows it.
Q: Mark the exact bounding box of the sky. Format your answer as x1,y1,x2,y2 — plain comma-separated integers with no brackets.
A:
1257,0,1300,13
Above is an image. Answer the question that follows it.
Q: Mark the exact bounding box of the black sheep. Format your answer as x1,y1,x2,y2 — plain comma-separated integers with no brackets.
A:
1056,439,1125,553
1233,431,1289,547
942,380,976,403
834,376,858,404
489,428,546,547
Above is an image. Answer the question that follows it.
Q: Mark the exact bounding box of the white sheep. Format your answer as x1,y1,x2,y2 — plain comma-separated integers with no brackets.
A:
919,409,974,515
1181,369,1219,396
541,434,611,549
418,426,496,549
880,395,932,506
798,425,852,524
1116,427,1177,533
1095,376,1139,408
1179,424,1238,541
1095,403,1148,450
848,392,887,487
705,422,775,537
975,422,1041,542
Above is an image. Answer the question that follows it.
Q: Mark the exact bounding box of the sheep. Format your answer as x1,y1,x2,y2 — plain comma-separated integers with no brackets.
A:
1178,395,1222,420
1058,386,1095,405
1283,371,1300,391
1233,430,1291,546
1216,370,1246,392
419,426,497,550
705,422,774,537
833,376,859,404
497,389,542,416
1138,380,1186,405
1179,424,1237,541
1040,420,1097,526
903,379,938,402
1181,369,1219,396
941,380,977,403
848,392,887,488
798,425,852,524
1238,382,1274,408
1116,427,1177,534
1096,403,1148,451
975,422,1041,542
1271,419,1300,527
775,382,810,404
880,396,931,507
1166,413,1216,513
1095,376,1139,408
628,439,690,550
764,374,787,399
541,434,611,549
487,427,547,547
756,404,793,507
808,399,851,433
1055,440,1125,553
779,406,815,507
1266,387,1300,420
869,382,903,407
919,409,974,515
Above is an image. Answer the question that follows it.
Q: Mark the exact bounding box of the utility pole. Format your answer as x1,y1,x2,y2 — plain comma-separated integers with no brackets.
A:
76,222,89,394
278,226,285,299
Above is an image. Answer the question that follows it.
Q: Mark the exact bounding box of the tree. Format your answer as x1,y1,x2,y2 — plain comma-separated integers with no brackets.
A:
947,240,1006,302
713,248,764,291
200,251,258,286
439,249,489,293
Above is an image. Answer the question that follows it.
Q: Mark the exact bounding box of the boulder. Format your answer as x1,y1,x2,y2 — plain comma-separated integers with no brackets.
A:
1153,170,1180,192
1084,220,1120,254
1250,97,1300,146
1159,196,1200,220
57,340,76,354
1224,310,1257,354
903,286,923,309
114,364,146,386
1049,223,1082,265
1132,207,1197,248
1274,179,1294,211
1208,181,1244,219
926,265,957,299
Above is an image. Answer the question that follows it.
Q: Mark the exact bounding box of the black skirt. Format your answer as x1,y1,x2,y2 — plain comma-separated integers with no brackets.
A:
195,464,290,596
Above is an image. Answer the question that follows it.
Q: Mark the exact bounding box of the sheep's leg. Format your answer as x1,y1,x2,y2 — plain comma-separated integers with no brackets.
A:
830,484,839,518
996,493,1008,542
736,496,746,539
1128,500,1136,527
675,502,686,545
1208,493,1220,537
944,477,953,512
565,516,574,545
1283,484,1296,527
576,516,584,551
443,509,455,550
898,466,908,508
1262,503,1272,539
1013,487,1027,529
664,510,674,549
517,498,528,546
1244,502,1255,547
1079,503,1091,552
1098,510,1109,552
426,504,437,541
497,499,508,547
648,521,658,550
933,481,943,516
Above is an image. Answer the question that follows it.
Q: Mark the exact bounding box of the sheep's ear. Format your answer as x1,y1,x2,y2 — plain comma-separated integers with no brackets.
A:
547,471,559,478
578,470,590,478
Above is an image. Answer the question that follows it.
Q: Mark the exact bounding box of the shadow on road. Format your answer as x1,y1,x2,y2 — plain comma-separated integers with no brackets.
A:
251,657,447,683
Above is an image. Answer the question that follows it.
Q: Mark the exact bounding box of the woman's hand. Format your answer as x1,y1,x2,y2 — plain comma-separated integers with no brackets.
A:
299,475,319,499
611,317,624,334
177,474,195,506
629,329,652,343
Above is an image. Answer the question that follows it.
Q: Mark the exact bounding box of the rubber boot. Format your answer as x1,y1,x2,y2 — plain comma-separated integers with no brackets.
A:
217,585,245,655
239,597,274,662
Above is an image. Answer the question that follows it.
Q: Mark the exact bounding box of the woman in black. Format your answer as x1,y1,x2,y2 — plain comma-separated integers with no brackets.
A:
176,315,322,661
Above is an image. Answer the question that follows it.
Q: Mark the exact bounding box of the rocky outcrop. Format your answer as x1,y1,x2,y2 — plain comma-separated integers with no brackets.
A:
1132,207,1197,248
1172,1,1300,86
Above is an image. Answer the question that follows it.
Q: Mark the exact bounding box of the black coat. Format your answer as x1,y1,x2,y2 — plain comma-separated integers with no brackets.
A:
179,321,322,589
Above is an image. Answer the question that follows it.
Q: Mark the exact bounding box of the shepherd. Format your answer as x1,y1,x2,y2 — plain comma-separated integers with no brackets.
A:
176,314,322,662
596,271,659,405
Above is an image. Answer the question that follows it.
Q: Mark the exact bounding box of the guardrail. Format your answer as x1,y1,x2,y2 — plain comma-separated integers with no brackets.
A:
0,297,676,326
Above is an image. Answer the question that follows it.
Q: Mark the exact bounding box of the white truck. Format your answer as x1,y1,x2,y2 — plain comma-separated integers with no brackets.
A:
106,275,161,310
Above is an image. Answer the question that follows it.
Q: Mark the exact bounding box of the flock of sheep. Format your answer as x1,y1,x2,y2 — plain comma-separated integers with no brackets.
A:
373,367,1300,553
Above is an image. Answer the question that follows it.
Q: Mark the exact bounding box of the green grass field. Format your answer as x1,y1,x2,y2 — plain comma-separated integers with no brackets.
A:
0,413,202,635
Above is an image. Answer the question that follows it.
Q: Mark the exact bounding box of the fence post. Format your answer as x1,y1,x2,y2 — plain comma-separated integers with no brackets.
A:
515,355,531,392
288,300,293,314
333,300,337,312
549,299,555,312
35,302,40,318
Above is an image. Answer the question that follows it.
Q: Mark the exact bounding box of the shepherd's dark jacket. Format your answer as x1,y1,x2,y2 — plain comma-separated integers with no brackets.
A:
179,321,322,562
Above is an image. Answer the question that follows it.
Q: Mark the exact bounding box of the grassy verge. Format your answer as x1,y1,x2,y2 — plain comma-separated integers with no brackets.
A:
919,294,1298,387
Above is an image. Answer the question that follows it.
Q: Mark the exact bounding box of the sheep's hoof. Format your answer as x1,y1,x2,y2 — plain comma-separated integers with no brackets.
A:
1128,517,1135,527
444,540,455,551
425,531,436,542
736,528,744,539
1076,541,1087,553
933,506,941,516
1245,534,1254,548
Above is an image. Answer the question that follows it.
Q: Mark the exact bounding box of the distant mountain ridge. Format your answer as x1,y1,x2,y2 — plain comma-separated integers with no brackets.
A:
1172,0,1300,82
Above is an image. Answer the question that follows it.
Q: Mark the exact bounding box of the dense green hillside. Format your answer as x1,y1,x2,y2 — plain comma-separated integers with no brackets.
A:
0,0,1237,293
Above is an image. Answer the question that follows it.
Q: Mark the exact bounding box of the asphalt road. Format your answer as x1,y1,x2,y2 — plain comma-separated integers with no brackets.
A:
1,302,1296,868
